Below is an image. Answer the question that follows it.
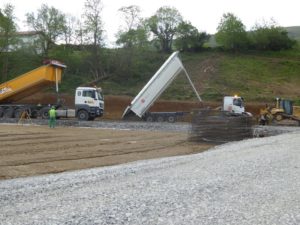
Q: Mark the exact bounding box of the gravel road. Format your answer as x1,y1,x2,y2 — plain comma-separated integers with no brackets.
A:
1,131,299,225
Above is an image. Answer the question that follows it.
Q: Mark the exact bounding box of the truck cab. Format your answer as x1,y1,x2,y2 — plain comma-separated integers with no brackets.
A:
75,87,104,120
223,96,245,114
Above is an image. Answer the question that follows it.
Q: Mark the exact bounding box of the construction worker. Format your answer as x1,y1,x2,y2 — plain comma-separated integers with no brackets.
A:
48,106,56,128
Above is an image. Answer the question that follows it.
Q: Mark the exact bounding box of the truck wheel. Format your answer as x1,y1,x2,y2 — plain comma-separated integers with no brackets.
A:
3,107,14,118
40,107,50,119
157,116,164,122
78,110,89,121
146,116,153,122
167,116,176,123
275,113,283,121
14,108,25,119
0,107,4,117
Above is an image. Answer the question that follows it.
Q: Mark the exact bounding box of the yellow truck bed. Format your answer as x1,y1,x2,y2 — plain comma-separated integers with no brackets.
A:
0,61,65,103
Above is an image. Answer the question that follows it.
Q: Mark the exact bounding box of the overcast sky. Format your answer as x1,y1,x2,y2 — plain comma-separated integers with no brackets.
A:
2,0,299,45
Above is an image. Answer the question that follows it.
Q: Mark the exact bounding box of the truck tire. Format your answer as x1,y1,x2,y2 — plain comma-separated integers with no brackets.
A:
40,107,50,119
157,116,164,122
146,115,154,122
0,107,4,118
167,116,176,123
275,113,283,121
14,108,25,119
78,110,89,121
3,107,14,118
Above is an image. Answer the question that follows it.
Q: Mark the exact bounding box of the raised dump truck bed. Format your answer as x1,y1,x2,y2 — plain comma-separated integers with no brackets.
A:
0,61,65,103
122,51,202,122
0,61,66,118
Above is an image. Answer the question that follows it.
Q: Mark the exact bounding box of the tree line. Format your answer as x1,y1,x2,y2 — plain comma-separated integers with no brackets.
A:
0,0,297,88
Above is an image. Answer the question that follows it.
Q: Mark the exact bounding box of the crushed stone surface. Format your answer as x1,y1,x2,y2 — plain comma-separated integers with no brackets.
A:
0,132,299,225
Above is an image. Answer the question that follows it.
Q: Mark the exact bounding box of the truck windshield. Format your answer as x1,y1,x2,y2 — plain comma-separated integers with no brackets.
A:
233,98,244,107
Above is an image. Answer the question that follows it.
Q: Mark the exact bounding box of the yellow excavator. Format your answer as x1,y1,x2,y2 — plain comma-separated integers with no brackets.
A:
259,97,300,125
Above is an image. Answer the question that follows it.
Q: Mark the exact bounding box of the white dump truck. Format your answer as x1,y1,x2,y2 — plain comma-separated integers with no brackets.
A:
122,52,249,122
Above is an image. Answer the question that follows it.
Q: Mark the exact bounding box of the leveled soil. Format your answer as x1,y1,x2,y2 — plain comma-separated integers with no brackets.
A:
2,94,264,180
0,124,213,180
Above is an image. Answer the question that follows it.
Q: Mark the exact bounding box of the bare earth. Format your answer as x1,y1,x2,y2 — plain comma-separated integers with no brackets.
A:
0,124,212,180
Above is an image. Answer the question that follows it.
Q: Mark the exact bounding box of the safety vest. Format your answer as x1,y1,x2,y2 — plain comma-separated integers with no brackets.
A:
49,108,56,118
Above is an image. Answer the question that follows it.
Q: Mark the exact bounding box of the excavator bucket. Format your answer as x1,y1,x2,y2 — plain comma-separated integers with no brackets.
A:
189,109,254,143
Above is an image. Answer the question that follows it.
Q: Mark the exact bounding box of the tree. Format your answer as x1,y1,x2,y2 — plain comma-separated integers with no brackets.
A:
175,21,210,52
63,14,77,45
116,5,149,48
0,4,17,81
147,6,183,53
215,13,248,51
82,0,106,80
249,20,296,51
118,5,141,31
26,4,66,57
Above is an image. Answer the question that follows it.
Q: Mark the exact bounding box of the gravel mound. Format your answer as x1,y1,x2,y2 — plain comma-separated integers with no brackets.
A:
1,132,299,225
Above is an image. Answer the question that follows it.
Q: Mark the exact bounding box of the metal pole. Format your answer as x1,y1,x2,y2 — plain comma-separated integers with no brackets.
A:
55,68,60,105
55,68,59,93
182,66,202,102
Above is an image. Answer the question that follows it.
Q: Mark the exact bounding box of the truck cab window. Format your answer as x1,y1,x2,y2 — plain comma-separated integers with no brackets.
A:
83,90,95,98
233,98,243,107
77,91,81,96
97,91,103,100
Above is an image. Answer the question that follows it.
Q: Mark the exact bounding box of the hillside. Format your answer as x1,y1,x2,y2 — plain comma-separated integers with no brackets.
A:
286,26,300,41
99,50,300,105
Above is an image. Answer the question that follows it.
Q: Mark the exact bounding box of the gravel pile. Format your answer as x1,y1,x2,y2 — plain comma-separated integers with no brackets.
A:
1,132,299,225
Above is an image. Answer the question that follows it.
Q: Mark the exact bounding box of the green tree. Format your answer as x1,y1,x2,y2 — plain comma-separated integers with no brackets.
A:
147,6,183,53
63,14,77,45
249,21,296,51
116,5,149,48
26,4,66,57
0,4,17,81
215,13,248,51
82,0,106,81
175,21,210,52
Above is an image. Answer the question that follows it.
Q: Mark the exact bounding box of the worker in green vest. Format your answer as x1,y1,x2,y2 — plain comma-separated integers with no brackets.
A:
48,106,56,128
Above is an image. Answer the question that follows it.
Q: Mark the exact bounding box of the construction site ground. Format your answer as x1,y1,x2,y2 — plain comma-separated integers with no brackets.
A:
0,124,213,180
1,94,297,180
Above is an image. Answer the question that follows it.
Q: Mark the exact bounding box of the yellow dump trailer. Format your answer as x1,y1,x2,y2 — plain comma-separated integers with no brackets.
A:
0,61,64,103
0,61,66,118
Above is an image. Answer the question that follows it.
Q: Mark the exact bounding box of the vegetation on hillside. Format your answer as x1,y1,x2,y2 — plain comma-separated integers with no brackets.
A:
1,2,300,104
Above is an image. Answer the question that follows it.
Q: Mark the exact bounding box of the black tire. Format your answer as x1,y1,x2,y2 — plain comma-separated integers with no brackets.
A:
157,116,164,122
0,107,4,118
78,110,89,121
146,116,153,122
40,107,50,119
14,108,25,119
3,107,14,118
167,116,176,123
275,113,283,121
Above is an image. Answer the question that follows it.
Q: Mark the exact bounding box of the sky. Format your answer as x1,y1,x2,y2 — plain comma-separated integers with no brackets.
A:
1,0,300,46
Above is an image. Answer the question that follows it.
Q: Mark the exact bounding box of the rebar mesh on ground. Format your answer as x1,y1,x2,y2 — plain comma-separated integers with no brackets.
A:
189,109,254,143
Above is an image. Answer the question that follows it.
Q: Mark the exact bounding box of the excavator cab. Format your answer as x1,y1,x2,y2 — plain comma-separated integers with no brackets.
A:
279,99,293,115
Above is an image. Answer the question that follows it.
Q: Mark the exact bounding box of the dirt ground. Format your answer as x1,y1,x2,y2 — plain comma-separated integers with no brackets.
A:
0,124,213,180
2,93,263,180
